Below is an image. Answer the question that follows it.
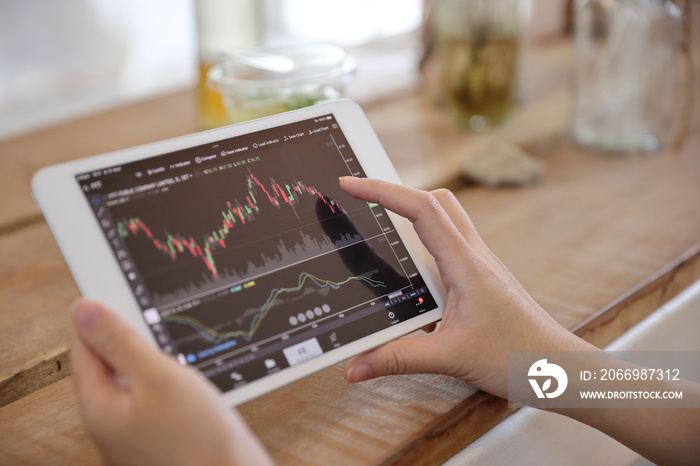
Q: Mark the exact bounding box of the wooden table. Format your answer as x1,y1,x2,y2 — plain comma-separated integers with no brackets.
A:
1,39,699,465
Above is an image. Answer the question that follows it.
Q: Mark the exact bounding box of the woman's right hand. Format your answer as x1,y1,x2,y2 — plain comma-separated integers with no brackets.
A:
339,177,596,398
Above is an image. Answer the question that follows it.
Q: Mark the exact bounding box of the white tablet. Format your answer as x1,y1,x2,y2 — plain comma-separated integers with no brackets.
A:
33,99,445,405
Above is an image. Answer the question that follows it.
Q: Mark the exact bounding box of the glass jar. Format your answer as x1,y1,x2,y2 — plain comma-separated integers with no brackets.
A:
430,0,522,130
207,44,356,124
572,0,682,155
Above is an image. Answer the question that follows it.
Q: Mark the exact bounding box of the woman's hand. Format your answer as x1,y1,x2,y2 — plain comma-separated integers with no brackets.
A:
339,177,595,398
340,177,700,466
70,300,272,466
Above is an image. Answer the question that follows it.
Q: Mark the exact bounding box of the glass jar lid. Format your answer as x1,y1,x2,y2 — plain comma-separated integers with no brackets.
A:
208,43,357,90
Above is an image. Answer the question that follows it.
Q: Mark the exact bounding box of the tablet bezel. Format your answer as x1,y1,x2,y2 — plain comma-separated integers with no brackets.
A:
32,99,446,406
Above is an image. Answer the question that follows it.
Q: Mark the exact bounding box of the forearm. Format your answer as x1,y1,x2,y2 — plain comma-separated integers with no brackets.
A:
518,322,700,465
544,349,700,466
553,402,700,466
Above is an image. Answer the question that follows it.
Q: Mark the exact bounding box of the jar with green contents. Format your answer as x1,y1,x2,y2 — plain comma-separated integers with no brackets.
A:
208,43,357,124
431,0,521,130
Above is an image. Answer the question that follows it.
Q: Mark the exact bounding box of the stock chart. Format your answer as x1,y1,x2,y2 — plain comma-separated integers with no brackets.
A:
80,114,437,390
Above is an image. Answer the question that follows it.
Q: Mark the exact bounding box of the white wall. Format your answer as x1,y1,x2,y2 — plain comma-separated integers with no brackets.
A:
0,0,197,140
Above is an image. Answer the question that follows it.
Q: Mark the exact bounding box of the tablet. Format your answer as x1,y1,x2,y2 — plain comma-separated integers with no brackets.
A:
33,99,445,405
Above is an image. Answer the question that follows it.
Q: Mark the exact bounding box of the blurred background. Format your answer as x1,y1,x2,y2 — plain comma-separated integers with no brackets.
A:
0,0,569,141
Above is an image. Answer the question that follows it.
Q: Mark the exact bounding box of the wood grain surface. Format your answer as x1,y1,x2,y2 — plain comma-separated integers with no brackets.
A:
0,92,198,408
0,377,100,465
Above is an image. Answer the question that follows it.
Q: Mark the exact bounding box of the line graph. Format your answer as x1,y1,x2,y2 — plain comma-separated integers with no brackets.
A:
163,272,387,343
117,172,346,278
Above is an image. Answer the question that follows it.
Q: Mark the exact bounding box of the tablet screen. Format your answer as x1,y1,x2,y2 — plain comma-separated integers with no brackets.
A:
76,114,438,391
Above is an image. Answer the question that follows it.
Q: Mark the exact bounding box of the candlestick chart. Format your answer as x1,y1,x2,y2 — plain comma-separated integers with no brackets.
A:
112,168,380,307
117,172,346,278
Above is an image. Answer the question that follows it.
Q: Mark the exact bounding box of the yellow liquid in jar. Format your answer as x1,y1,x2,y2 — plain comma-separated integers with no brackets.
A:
198,62,228,129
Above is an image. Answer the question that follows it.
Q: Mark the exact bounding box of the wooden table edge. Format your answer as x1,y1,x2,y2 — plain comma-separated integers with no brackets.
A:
0,345,70,407
573,243,700,347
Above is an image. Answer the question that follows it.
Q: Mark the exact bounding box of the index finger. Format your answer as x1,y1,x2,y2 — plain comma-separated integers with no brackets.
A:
338,177,470,265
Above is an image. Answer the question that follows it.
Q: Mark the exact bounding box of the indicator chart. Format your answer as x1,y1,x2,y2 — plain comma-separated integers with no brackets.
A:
163,271,386,345
159,237,408,360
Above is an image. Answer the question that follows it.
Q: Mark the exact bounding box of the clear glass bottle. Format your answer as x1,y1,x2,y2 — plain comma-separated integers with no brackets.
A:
572,0,682,155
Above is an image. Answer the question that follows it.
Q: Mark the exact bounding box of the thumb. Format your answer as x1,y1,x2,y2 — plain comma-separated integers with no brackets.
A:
71,299,161,378
344,334,446,383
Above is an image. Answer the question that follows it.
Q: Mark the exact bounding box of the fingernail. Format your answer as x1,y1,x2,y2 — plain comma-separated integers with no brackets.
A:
347,363,372,383
72,301,100,329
